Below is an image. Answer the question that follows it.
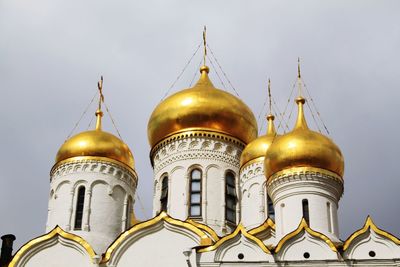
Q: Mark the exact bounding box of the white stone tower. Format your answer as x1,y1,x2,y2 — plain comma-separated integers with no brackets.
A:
146,63,258,236
264,64,344,243
239,80,278,229
46,78,138,252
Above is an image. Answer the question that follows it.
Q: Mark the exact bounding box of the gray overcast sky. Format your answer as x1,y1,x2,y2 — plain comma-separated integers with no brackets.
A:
1,0,400,250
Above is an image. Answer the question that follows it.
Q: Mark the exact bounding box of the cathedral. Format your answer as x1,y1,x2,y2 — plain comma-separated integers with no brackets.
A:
3,35,400,266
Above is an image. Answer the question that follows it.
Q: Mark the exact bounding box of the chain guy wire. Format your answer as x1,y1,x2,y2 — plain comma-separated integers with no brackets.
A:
305,100,322,133
160,43,202,102
104,102,123,140
276,80,297,133
87,115,95,130
206,44,240,97
66,90,98,140
256,97,268,135
272,97,290,132
135,192,149,219
207,55,227,90
189,59,204,87
302,81,330,135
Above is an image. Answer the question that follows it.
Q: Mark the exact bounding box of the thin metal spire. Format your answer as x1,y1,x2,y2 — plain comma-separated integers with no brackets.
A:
297,57,304,97
268,78,272,115
203,26,207,66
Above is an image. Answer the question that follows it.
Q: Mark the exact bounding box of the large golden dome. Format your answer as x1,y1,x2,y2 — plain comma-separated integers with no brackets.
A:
240,114,277,168
55,111,134,170
264,97,344,180
147,66,258,147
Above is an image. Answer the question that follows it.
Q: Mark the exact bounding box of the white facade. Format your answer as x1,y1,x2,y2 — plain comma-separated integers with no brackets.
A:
239,160,269,229
47,158,138,253
267,168,343,243
151,132,244,236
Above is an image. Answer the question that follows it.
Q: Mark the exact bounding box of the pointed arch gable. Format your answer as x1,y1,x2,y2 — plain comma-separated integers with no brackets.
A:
248,218,276,236
274,218,338,261
198,224,272,262
274,218,337,253
198,224,270,254
9,226,96,267
186,219,220,242
343,216,400,251
342,216,400,260
103,212,212,264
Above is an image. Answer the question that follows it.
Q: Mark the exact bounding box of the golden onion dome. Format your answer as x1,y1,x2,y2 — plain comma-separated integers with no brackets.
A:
240,114,277,168
147,66,258,147
55,110,135,170
264,97,344,180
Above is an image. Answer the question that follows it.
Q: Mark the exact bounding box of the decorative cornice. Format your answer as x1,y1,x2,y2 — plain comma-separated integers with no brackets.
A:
248,218,276,236
150,130,245,167
198,224,271,254
342,216,400,251
240,157,265,171
151,130,245,157
267,166,343,186
51,156,137,179
9,226,96,267
50,157,137,187
274,218,338,253
186,219,220,242
267,167,344,200
152,135,243,173
102,212,212,263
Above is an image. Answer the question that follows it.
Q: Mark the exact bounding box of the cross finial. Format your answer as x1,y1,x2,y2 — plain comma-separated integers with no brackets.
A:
97,76,104,110
268,78,272,114
297,57,301,78
203,26,207,66
95,76,104,130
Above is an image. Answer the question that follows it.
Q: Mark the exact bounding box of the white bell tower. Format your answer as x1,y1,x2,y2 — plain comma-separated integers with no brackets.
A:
46,78,138,252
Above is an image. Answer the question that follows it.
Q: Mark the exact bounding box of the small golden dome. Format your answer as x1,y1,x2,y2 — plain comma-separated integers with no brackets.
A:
55,110,134,169
240,114,277,168
264,97,344,179
147,66,258,147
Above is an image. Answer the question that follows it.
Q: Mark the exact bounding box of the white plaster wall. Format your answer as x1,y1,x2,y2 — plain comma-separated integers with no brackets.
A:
277,232,339,261
268,173,342,242
344,231,400,260
48,181,72,229
48,159,137,253
111,227,201,267
169,167,186,218
206,165,224,230
240,161,268,229
17,240,94,267
151,134,243,236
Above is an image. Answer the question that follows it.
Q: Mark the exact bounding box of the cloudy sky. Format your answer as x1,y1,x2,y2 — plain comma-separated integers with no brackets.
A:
1,0,399,250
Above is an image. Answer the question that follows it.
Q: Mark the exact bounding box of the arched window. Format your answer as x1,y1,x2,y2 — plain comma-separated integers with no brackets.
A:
189,169,202,217
225,172,237,224
160,175,168,212
74,186,85,230
267,194,275,220
302,199,310,225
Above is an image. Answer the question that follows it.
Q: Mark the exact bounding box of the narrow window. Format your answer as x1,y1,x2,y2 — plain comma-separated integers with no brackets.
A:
327,202,332,233
74,186,85,230
125,197,132,229
189,169,202,217
267,194,275,220
225,172,237,224
302,199,310,225
160,176,168,212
